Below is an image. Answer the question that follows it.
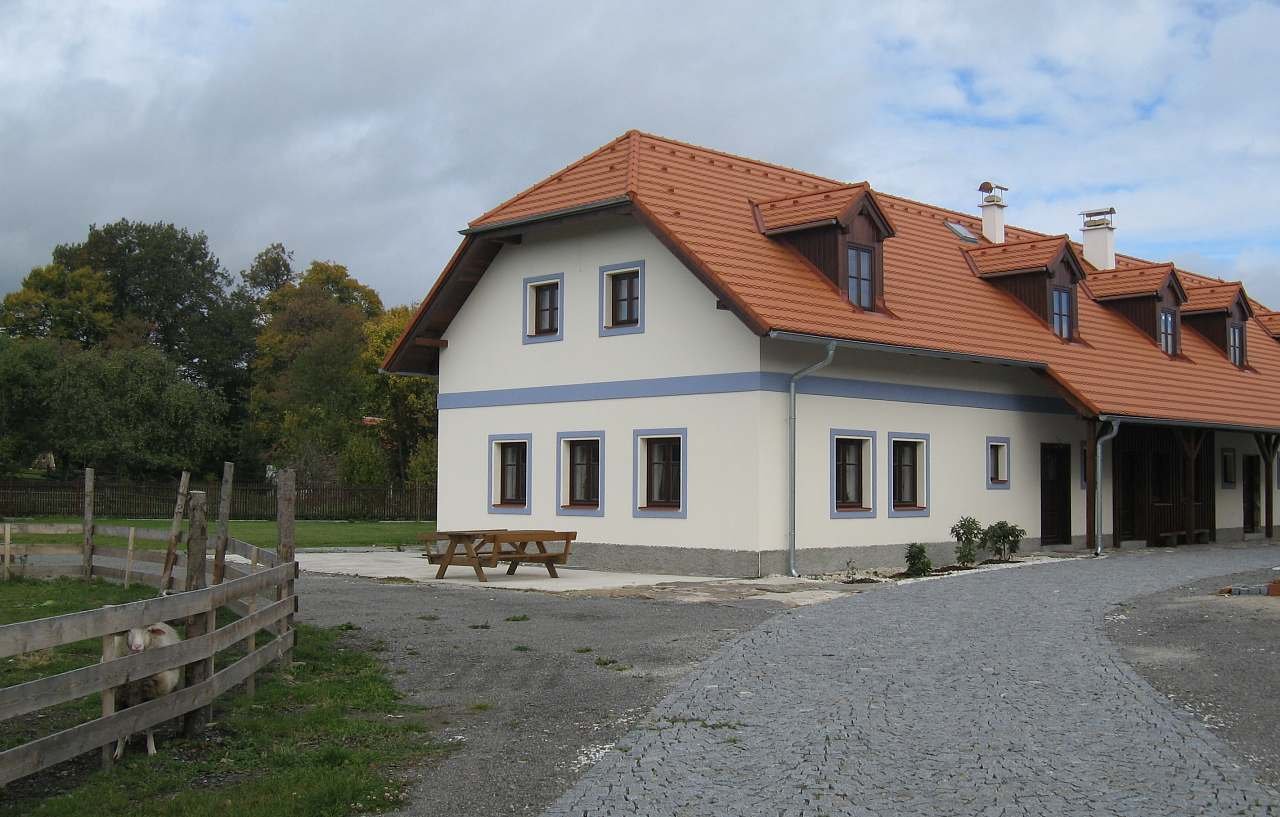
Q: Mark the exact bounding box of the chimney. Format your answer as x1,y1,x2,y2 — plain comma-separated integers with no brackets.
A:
978,181,1007,243
1080,207,1116,270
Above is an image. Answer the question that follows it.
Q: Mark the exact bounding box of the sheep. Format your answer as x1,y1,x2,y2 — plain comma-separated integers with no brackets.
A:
111,622,182,759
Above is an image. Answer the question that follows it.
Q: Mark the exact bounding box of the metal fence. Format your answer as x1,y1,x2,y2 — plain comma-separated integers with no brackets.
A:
0,477,436,521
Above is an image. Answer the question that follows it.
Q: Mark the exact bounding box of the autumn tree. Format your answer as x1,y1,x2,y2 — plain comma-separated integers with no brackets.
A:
0,263,114,345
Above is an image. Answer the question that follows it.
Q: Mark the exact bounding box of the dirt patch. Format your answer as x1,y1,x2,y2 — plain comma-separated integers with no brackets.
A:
1106,566,1280,791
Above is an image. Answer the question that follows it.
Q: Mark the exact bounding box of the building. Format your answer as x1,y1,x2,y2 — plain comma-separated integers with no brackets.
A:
383,130,1280,577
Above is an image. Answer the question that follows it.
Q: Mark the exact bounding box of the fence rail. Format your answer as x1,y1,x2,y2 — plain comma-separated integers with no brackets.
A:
0,466,300,788
0,477,435,521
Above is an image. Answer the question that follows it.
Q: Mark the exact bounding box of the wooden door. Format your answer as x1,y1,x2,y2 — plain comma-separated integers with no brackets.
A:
1041,444,1072,545
1117,450,1138,540
1243,455,1260,533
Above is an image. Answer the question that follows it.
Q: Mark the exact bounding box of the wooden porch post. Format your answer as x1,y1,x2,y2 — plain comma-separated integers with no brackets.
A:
1085,421,1098,551
1254,433,1278,539
1179,430,1205,544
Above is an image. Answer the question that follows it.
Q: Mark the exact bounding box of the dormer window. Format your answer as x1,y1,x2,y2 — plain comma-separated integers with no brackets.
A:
848,245,874,310
1159,309,1178,355
1051,287,1073,339
1229,323,1245,367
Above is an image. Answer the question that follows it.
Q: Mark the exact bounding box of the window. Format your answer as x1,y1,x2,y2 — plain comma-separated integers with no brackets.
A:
646,438,681,507
1222,448,1237,488
557,432,605,516
522,273,563,344
1229,323,1245,367
1080,441,1087,489
889,434,929,517
532,282,558,335
848,245,874,310
831,430,875,518
633,428,686,517
600,261,645,336
488,433,532,514
1051,287,1073,339
611,272,640,327
1159,309,1178,355
944,221,978,242
987,436,1010,490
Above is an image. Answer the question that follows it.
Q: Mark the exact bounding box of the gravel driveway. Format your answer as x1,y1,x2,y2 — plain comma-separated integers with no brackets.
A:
545,546,1280,817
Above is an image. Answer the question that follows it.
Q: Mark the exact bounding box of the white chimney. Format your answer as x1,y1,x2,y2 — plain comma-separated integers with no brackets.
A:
1080,207,1116,270
978,181,1007,243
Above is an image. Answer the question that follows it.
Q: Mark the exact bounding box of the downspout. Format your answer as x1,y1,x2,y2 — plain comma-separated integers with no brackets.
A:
788,342,837,577
1094,417,1121,556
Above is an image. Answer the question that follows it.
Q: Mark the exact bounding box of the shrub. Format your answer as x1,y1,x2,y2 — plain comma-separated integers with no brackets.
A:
904,543,932,577
950,516,983,567
983,521,1027,561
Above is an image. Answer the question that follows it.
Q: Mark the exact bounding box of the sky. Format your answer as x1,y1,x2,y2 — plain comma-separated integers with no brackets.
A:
2,1,1278,308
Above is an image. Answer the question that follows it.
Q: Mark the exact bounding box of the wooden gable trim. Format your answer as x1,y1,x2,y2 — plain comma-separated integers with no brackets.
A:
835,188,896,239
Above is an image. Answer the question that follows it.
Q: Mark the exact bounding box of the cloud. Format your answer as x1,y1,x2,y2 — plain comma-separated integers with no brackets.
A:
0,1,1276,310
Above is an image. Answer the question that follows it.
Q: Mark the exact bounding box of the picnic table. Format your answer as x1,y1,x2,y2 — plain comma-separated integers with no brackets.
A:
423,529,576,582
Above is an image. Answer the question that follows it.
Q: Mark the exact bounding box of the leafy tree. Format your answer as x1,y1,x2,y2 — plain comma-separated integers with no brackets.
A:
405,436,437,487
242,242,297,300
362,305,437,481
339,432,391,486
0,263,114,345
0,336,59,471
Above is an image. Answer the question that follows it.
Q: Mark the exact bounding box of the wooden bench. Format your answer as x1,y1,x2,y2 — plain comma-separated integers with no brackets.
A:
1157,528,1211,546
423,530,576,582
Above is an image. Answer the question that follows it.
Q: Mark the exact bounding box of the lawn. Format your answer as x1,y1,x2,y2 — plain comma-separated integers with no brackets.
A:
0,576,447,816
2,518,435,551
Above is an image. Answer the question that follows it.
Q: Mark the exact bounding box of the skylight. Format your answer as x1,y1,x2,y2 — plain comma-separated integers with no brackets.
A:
945,221,978,242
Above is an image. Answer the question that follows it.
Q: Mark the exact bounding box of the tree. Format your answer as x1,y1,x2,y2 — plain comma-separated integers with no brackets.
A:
362,305,437,481
0,336,60,471
242,242,297,300
0,263,114,345
250,262,382,479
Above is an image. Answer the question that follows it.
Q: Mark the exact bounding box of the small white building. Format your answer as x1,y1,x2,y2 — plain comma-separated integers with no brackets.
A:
385,131,1280,576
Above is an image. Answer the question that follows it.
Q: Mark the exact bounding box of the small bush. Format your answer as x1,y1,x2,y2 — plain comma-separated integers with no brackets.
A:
950,516,983,567
904,543,932,577
983,520,1027,561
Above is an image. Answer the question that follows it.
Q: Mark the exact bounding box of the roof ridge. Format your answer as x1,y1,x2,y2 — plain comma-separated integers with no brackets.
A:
755,182,869,208
963,233,1068,253
625,129,641,195
469,131,632,227
633,130,841,188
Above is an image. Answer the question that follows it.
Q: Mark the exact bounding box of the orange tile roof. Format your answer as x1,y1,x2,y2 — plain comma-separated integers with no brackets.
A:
1181,280,1247,315
962,235,1070,278
1086,263,1178,300
1257,312,1280,338
400,130,1280,431
753,183,870,232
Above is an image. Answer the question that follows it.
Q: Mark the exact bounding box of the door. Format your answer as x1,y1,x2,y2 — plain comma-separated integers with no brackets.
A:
1116,450,1138,540
1243,455,1260,533
1041,444,1072,545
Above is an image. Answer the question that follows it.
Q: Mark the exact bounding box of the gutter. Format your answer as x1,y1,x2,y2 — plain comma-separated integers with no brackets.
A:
787,342,836,577
767,331,1051,372
1093,418,1121,556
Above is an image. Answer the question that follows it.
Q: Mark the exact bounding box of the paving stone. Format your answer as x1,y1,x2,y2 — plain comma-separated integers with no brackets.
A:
544,547,1280,816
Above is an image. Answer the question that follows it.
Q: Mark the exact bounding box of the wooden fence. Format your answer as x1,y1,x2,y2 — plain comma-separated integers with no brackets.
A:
0,476,435,521
0,467,299,787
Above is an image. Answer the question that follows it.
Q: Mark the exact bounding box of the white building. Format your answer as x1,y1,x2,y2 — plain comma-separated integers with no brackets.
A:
385,131,1280,576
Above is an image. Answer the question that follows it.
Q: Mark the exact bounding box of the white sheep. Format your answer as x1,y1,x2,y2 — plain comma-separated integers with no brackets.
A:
112,622,182,759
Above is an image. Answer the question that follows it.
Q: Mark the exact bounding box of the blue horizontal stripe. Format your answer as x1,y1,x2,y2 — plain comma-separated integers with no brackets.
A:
439,371,1075,415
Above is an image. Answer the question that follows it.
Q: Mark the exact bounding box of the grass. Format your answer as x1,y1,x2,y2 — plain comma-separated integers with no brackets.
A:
503,614,529,622
0,517,436,551
0,577,448,816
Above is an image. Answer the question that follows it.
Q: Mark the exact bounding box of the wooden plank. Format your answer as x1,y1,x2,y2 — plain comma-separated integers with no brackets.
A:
21,565,83,579
89,566,165,588
14,544,83,557
123,529,135,589
3,523,9,581
6,523,83,536
0,597,293,723
158,471,191,593
0,561,295,658
183,492,211,736
95,525,170,542
0,629,293,787
81,467,94,580
213,462,234,585
227,537,278,567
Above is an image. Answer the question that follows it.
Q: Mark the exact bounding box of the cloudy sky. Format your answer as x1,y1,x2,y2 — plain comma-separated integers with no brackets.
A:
2,1,1278,308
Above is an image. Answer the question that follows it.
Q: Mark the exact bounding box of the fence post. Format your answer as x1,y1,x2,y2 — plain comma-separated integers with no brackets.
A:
276,469,297,665
183,491,211,737
100,631,118,770
159,471,191,593
3,523,9,582
81,468,95,579
124,528,135,589
213,462,234,585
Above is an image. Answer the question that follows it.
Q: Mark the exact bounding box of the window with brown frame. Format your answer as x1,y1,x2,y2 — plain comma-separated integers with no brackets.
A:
1222,448,1236,488
645,437,681,507
847,245,874,310
568,439,600,506
498,441,527,505
834,438,865,509
1229,323,1245,367
892,440,920,507
532,282,559,335
1159,309,1178,355
1051,286,1073,339
611,271,640,327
